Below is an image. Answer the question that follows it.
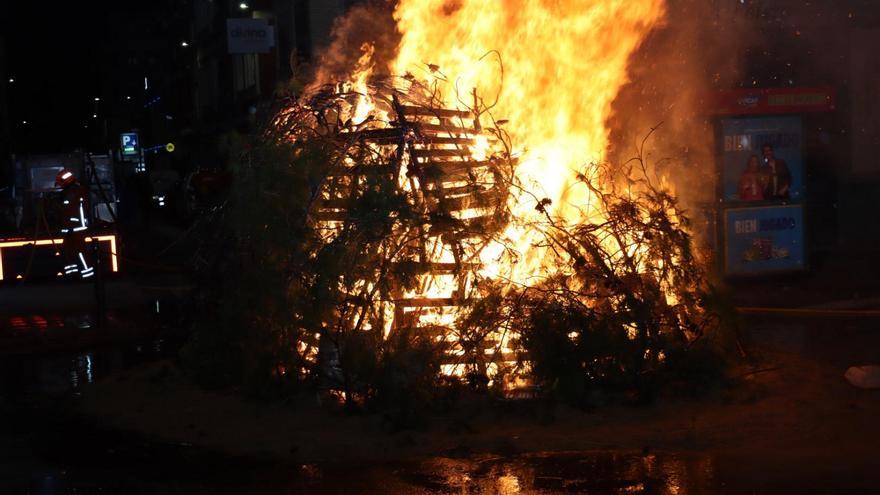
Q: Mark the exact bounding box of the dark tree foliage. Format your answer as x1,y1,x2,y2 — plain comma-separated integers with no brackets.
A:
182,137,322,396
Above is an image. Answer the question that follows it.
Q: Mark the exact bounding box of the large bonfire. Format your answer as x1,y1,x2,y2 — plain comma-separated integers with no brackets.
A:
261,0,715,394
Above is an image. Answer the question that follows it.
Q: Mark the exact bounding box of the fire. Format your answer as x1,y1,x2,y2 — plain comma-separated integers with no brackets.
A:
391,0,666,284
282,0,676,384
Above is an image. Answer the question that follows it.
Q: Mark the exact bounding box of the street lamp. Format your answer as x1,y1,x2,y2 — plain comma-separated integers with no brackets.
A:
94,97,100,102
239,2,248,9
181,41,189,47
7,77,13,83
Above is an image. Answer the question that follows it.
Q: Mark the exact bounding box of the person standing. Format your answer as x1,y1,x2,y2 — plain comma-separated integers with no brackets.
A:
738,155,767,201
55,169,94,279
761,144,792,200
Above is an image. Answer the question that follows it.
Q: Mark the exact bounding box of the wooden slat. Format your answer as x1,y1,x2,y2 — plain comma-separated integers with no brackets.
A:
351,128,404,140
439,189,503,211
399,105,473,119
416,262,480,273
436,183,488,196
395,297,458,308
359,136,402,145
354,133,479,147
427,216,499,235
350,128,405,145
420,160,491,178
414,122,477,135
419,137,476,145
412,148,473,159
353,125,489,146
430,184,487,197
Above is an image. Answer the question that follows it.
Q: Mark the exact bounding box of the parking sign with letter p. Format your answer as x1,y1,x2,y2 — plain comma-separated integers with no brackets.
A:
121,132,139,156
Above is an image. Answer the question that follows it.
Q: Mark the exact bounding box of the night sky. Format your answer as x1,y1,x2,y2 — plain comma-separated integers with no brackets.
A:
4,2,110,150
3,1,181,153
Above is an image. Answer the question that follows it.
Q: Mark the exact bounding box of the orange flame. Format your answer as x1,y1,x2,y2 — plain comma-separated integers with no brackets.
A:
390,0,666,285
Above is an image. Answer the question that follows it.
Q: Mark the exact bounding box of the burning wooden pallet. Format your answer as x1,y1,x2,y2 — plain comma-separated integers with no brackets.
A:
309,90,514,374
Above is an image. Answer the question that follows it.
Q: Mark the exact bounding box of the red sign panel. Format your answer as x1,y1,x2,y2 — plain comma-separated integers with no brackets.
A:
713,86,835,116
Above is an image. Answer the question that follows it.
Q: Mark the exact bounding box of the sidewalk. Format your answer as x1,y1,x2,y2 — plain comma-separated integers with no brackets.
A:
725,250,880,310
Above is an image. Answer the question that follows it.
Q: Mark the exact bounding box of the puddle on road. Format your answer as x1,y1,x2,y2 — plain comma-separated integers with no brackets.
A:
18,451,719,495
0,337,168,398
0,300,179,398
318,453,714,494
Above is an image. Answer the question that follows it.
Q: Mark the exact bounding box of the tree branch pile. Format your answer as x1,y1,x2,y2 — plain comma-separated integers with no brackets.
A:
186,75,726,409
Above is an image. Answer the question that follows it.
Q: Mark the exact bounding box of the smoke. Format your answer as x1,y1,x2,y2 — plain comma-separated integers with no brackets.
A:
607,0,755,207
306,1,399,89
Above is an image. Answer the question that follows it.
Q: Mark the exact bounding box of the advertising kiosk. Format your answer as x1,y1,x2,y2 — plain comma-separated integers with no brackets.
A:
713,86,835,276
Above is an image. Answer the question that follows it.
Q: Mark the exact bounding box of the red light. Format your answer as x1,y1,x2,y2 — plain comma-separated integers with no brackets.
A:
32,315,48,330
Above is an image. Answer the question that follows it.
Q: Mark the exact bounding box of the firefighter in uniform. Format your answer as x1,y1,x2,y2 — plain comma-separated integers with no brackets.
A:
55,169,94,279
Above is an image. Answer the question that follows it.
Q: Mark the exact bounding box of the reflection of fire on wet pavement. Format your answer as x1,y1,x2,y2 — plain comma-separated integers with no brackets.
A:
0,312,97,336
0,337,168,397
2,314,66,333
0,306,167,359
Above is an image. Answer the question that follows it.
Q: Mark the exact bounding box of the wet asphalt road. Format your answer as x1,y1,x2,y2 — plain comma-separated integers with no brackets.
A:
1,300,880,493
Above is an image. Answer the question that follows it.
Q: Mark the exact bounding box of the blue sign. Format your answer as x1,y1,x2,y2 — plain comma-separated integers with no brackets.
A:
724,205,805,275
121,132,140,156
720,116,803,203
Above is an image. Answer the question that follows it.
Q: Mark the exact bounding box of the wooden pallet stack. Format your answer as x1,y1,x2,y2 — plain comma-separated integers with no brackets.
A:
311,91,513,374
